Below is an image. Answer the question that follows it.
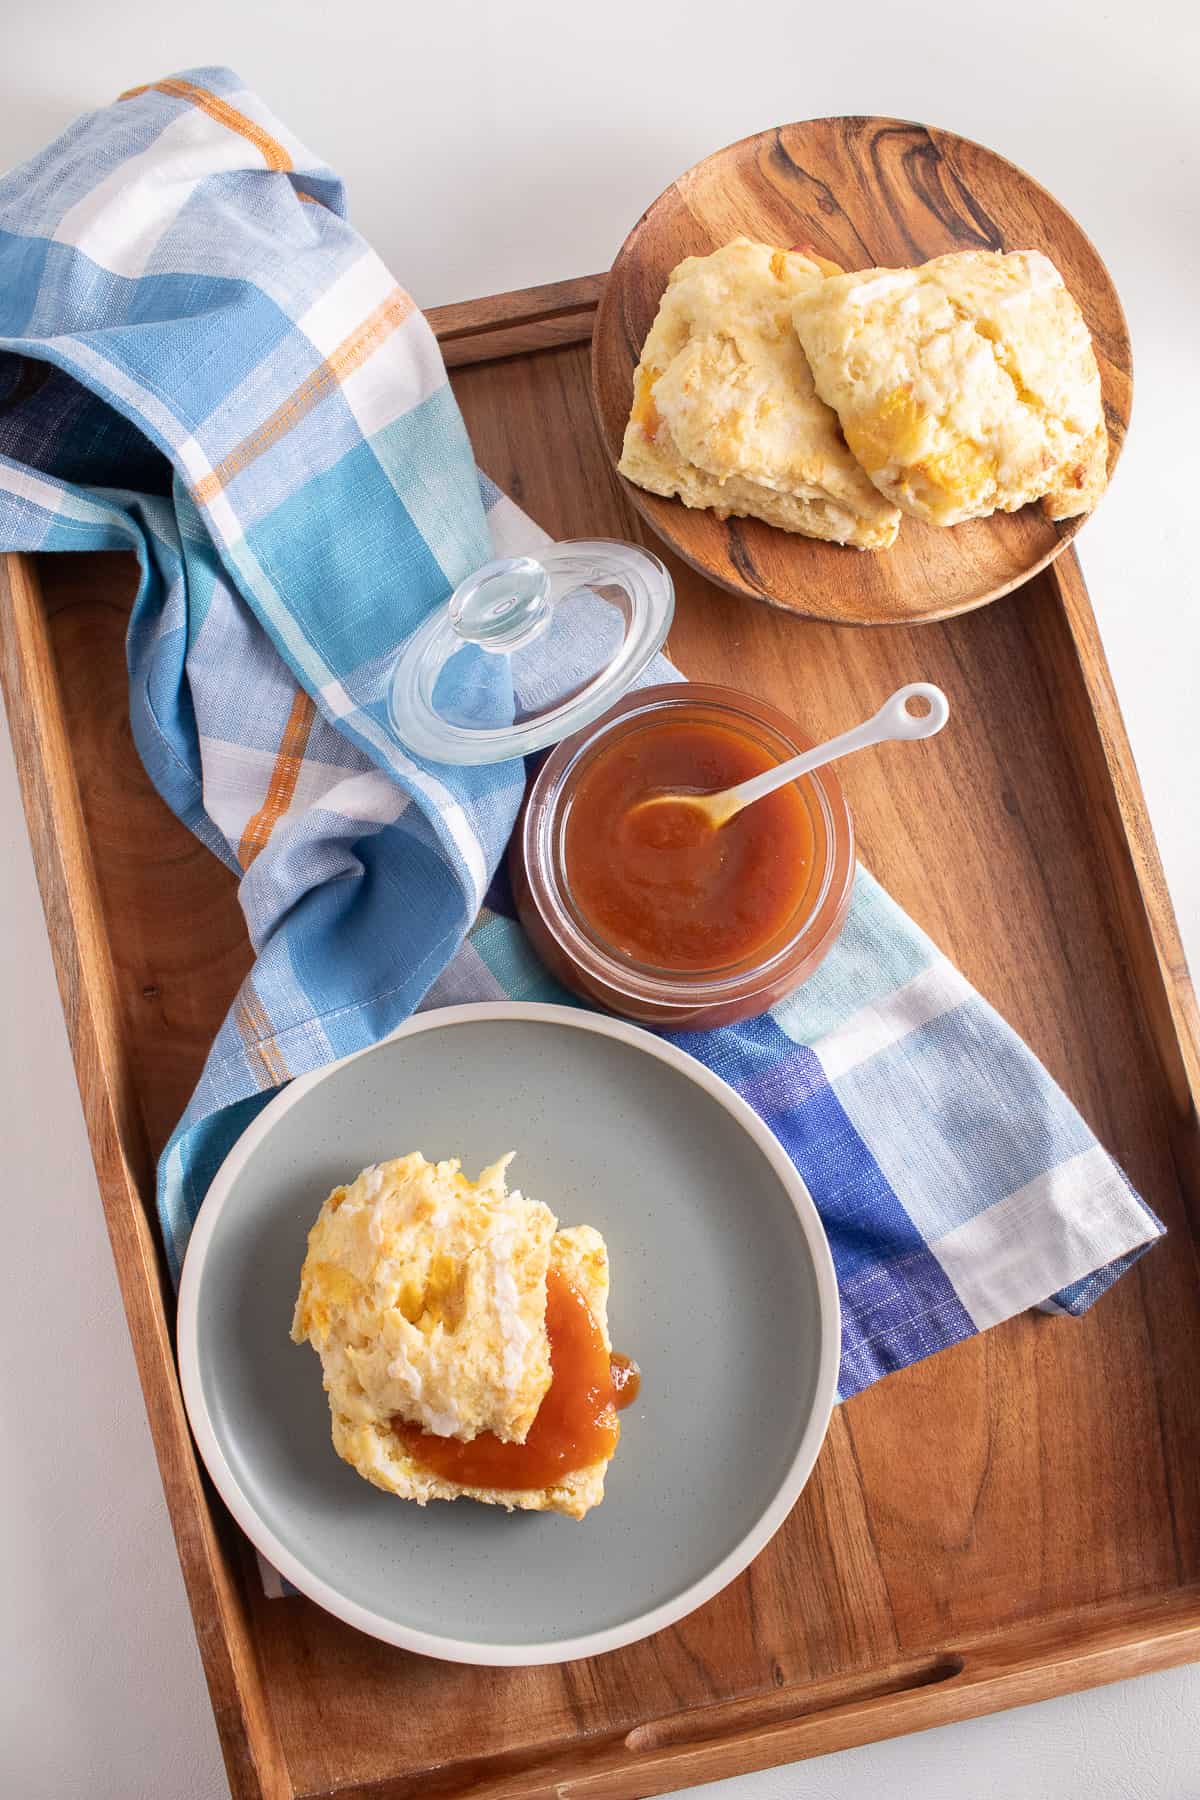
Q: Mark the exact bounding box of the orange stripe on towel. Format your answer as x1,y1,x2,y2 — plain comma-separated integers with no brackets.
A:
192,287,413,502
235,995,287,1088
238,688,316,870
246,986,291,1085
119,77,293,172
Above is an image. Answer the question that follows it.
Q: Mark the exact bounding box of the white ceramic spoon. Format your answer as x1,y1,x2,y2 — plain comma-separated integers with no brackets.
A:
631,683,951,831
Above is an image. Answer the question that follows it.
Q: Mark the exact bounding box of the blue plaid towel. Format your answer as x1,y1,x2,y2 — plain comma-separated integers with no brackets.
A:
0,71,1160,1412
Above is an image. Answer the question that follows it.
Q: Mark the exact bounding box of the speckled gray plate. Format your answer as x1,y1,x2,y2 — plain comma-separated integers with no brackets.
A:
177,1003,839,1665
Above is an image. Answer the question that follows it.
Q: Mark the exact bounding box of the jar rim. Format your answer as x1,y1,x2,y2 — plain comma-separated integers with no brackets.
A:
519,683,856,1010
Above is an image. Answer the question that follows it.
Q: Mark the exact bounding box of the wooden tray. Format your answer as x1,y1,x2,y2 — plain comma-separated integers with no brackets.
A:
2,276,1199,1800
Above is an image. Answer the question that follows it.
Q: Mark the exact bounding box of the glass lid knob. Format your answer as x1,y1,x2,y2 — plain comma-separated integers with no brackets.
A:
448,557,554,653
387,539,674,767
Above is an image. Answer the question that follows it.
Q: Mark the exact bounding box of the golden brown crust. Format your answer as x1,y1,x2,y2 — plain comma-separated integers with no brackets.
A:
291,1153,555,1446
792,249,1108,528
617,238,901,550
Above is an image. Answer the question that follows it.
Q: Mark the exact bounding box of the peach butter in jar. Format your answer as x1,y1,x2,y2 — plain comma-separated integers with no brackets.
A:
510,684,855,1029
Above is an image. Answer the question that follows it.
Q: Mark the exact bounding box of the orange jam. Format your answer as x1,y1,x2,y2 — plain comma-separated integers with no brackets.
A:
562,718,817,971
394,1268,632,1490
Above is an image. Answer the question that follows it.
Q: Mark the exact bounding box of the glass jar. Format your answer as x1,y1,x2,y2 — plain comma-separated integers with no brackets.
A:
510,683,855,1029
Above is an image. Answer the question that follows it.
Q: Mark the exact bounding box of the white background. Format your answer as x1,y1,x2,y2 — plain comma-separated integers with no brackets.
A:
2,4,1198,1796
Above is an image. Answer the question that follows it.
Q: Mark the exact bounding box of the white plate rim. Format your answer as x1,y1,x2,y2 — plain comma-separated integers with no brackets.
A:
176,1000,841,1666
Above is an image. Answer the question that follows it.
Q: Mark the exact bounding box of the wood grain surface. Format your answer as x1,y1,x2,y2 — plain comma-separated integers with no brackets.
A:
592,117,1133,626
0,283,1194,1800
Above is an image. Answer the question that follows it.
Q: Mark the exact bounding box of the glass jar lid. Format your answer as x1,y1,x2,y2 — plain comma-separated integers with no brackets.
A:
388,540,674,765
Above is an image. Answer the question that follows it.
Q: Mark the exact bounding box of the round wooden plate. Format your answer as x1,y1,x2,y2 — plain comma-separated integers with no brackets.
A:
591,117,1132,626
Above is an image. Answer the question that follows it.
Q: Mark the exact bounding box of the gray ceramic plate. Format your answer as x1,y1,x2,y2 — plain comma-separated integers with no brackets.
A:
177,1003,840,1665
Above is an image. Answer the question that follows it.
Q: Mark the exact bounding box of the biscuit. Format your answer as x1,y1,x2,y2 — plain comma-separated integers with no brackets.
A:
791,249,1108,527
328,1226,616,1520
618,238,902,550
291,1151,555,1446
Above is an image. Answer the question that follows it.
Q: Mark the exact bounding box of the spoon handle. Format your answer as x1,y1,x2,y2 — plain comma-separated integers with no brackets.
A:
716,683,950,820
